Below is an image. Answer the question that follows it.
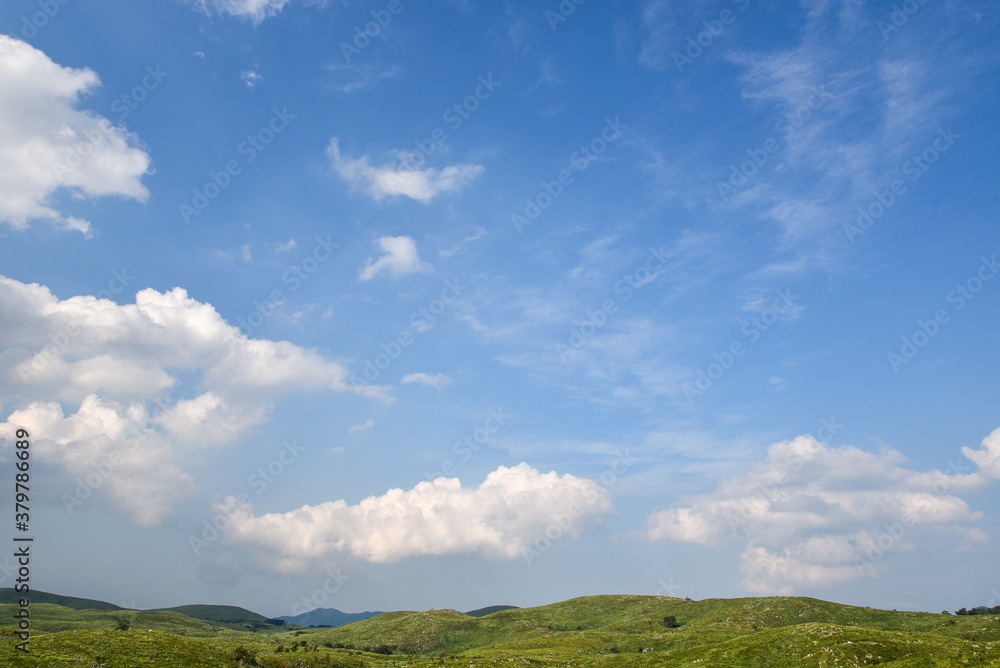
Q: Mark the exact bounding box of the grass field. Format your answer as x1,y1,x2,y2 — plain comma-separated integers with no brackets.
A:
2,594,999,666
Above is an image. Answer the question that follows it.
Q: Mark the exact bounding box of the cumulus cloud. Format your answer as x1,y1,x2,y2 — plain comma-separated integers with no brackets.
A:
195,0,290,23
401,373,453,390
358,236,432,281
0,275,388,525
215,463,614,572
963,428,1000,480
647,434,994,594
0,36,152,234
327,138,484,203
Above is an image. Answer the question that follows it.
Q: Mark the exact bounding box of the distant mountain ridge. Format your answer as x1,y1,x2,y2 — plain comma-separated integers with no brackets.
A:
276,607,384,627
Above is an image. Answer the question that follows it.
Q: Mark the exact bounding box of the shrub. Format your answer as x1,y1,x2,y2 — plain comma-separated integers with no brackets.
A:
233,646,258,666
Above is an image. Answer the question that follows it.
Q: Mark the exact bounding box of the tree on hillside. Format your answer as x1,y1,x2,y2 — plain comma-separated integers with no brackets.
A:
663,615,678,628
116,619,131,631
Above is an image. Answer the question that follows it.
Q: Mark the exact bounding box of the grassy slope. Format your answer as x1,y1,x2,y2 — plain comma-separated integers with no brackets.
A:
2,595,1000,666
301,594,1000,664
0,602,219,636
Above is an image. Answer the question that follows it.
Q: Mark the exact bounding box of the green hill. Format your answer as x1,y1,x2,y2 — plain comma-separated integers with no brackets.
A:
150,603,275,628
464,605,520,618
0,588,124,611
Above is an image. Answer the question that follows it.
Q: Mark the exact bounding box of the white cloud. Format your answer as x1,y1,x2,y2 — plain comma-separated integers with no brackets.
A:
348,419,374,434
963,428,1000,480
0,36,151,234
0,275,389,525
358,236,432,282
216,463,614,572
196,0,290,23
401,373,453,390
241,70,264,89
275,238,297,253
327,138,484,203
647,434,994,594
3,396,195,527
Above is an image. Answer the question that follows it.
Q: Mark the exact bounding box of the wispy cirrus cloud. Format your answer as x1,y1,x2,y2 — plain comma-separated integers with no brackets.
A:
194,0,291,24
401,373,453,390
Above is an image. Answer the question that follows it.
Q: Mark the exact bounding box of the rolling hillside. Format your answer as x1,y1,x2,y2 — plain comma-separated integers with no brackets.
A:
299,594,1000,663
1,593,999,666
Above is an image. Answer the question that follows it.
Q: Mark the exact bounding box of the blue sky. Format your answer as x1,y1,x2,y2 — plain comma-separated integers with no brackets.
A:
1,0,999,618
